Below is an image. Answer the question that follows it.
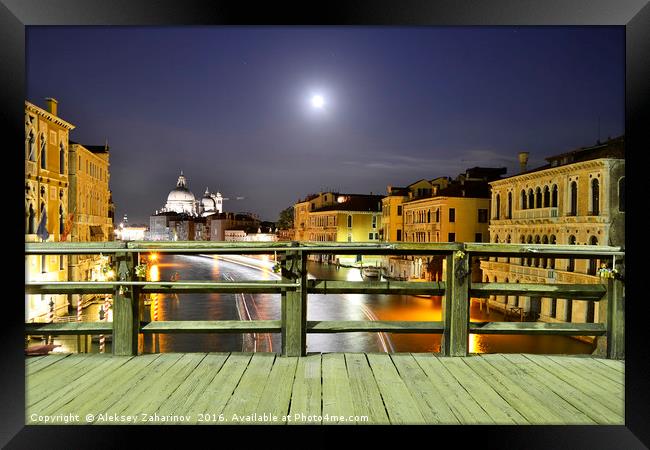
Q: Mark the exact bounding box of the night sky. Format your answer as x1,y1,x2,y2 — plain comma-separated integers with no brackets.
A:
26,26,624,224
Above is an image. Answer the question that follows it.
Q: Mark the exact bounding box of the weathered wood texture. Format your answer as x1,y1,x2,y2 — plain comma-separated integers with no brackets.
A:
442,253,470,356
470,283,606,301
26,352,624,425
307,280,445,295
282,250,307,357
307,320,444,333
469,322,606,336
112,252,139,356
142,320,282,334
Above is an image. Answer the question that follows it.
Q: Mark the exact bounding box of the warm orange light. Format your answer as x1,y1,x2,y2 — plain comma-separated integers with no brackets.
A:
150,265,160,282
149,253,158,261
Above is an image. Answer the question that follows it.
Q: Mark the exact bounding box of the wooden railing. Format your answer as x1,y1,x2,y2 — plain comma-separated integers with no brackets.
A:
24,241,625,359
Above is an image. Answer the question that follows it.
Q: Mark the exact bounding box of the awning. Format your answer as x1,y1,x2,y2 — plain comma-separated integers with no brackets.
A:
89,225,104,238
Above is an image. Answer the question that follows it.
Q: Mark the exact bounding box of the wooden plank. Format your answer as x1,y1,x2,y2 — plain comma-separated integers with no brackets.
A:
188,353,253,424
412,353,494,424
308,280,445,295
366,353,426,424
307,321,444,333
546,355,624,386
27,353,102,394
141,281,297,294
86,353,186,421
321,353,357,424
220,353,277,424
442,252,469,356
117,353,207,420
25,241,126,254
32,354,141,419
142,320,281,334
47,353,164,418
462,356,570,424
25,355,46,365
28,355,132,412
25,322,113,335
524,354,623,417
439,357,528,424
288,354,322,424
502,354,623,424
594,358,625,373
469,321,606,336
471,283,606,301
25,283,114,294
390,354,460,424
478,354,596,424
155,353,230,422
464,243,622,257
344,353,389,424
255,356,299,424
24,353,71,374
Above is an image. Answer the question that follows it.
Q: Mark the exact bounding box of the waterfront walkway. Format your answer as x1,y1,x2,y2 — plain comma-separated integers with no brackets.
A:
26,352,624,425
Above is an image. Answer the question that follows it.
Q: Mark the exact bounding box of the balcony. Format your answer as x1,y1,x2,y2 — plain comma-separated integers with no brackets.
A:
512,207,559,220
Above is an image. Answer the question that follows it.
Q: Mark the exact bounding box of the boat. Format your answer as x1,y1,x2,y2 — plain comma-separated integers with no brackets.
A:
361,266,381,279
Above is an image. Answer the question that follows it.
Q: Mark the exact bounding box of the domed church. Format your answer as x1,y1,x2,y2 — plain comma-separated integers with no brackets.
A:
159,171,223,217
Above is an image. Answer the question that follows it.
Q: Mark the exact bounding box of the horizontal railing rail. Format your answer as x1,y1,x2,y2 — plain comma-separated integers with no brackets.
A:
24,241,624,359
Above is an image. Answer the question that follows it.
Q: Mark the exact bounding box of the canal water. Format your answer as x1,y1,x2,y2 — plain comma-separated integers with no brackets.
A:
135,254,593,355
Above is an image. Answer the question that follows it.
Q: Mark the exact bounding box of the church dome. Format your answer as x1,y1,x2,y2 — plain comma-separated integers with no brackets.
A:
201,187,216,210
168,187,195,203
163,171,197,215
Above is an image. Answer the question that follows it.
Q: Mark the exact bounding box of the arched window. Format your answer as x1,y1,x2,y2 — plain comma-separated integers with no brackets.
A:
567,235,576,272
435,208,440,222
507,192,512,218
551,185,558,207
588,236,598,275
495,194,500,219
521,190,526,210
619,177,625,212
528,189,534,209
535,188,542,208
347,215,352,227
569,182,577,216
549,235,556,269
543,186,550,207
40,133,46,169
427,209,431,223
27,204,35,234
591,178,599,216
59,142,65,174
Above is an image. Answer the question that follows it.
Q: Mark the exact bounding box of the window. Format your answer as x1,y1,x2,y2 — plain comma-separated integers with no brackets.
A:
550,298,557,318
569,181,577,216
521,190,527,210
375,233,379,240
435,208,440,222
528,189,534,209
40,134,46,169
41,254,47,273
535,188,542,208
396,229,402,241
59,143,65,174
588,236,598,275
347,215,352,227
478,209,488,223
372,215,377,228
27,131,36,161
475,233,482,242
27,204,35,234
59,205,64,234
397,205,402,216
449,208,455,222
619,177,625,212
507,192,512,218
552,185,558,207
368,232,374,240
427,210,431,223
543,186,550,207
567,235,576,272
591,178,599,215
59,255,64,271
448,233,455,242
495,194,500,219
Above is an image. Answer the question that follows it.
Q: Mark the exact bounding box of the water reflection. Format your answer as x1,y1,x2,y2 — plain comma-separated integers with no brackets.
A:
136,254,593,355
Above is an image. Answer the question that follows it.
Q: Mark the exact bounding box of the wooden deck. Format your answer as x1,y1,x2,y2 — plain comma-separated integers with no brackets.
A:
26,352,624,425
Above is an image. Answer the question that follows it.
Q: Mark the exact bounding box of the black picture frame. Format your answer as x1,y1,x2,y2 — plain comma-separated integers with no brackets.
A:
3,0,647,447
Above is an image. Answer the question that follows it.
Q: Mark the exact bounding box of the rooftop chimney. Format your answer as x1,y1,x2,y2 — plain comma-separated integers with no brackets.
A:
44,97,58,116
518,152,529,173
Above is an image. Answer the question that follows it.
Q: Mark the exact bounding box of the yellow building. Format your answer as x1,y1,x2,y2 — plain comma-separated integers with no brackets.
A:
25,98,74,321
383,168,504,280
293,193,383,264
67,142,114,313
481,137,625,331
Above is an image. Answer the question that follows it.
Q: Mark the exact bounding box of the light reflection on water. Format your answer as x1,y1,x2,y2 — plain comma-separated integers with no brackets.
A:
136,254,593,355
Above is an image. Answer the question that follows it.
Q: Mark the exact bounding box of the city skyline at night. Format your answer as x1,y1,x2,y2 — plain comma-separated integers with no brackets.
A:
26,26,624,223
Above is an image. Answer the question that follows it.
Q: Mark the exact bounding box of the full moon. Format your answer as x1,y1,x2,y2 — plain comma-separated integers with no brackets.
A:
311,94,325,109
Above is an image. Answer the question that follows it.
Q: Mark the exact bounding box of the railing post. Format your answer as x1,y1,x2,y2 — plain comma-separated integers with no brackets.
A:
606,256,625,360
281,246,307,357
441,248,470,356
113,251,140,356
